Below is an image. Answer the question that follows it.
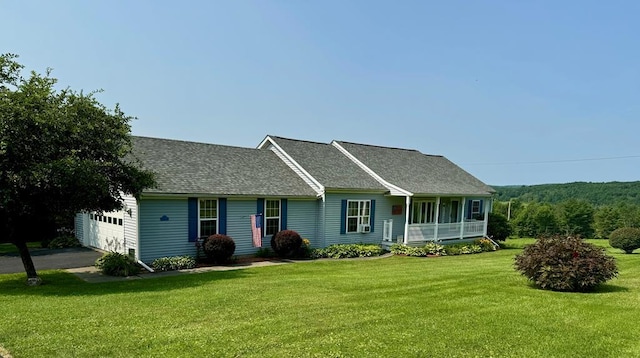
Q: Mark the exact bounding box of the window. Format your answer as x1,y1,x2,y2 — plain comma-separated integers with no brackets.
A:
412,200,436,224
470,200,482,220
199,199,218,237
346,200,371,233
264,199,280,236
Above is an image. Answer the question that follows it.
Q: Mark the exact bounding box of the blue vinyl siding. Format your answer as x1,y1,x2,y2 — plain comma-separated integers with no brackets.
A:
226,199,260,255
324,192,402,246
139,198,192,263
389,196,406,240
286,199,320,247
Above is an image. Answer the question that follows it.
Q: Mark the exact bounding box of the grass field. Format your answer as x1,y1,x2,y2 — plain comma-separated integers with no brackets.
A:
1,239,639,357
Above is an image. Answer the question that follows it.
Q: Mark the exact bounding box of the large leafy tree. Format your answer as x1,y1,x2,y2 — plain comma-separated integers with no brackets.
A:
557,199,595,238
0,54,155,285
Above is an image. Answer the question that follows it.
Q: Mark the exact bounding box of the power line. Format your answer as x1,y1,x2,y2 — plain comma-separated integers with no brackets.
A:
462,155,640,166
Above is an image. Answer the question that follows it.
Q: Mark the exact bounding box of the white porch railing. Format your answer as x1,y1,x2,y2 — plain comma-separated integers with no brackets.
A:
406,220,486,243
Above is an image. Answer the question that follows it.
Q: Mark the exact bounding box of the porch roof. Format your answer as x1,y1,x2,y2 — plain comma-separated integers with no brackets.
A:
334,141,495,196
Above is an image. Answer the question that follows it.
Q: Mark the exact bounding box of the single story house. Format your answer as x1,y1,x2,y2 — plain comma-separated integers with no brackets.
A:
75,135,494,263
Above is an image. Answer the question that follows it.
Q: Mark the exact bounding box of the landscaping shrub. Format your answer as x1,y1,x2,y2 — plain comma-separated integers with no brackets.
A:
475,238,498,252
95,252,141,277
313,244,384,259
444,243,483,255
151,256,196,271
202,234,236,263
47,235,81,249
424,242,447,256
609,227,640,254
390,244,427,257
514,236,618,292
487,212,512,241
296,238,313,258
270,230,302,258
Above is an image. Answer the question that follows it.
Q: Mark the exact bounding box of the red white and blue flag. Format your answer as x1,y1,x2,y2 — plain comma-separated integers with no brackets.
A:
251,214,262,247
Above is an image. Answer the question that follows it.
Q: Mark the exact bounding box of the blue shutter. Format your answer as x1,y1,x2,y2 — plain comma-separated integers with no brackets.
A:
188,197,198,242
408,199,413,224
218,198,227,235
340,200,347,235
257,198,264,216
257,198,264,237
370,200,376,233
280,199,287,230
466,199,473,220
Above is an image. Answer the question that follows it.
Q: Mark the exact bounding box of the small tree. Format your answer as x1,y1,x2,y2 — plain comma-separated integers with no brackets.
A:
487,212,511,241
0,54,155,284
609,227,640,254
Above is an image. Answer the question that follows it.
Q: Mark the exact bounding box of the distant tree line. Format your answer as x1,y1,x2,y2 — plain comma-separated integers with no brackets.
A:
493,181,640,206
492,199,640,239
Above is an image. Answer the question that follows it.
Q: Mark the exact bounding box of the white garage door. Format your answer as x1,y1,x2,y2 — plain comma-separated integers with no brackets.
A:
85,211,126,254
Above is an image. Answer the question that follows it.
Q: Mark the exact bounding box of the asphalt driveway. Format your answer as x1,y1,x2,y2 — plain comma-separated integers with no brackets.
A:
0,247,103,274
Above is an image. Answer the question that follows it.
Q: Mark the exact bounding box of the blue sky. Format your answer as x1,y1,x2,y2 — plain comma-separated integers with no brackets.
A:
2,1,639,186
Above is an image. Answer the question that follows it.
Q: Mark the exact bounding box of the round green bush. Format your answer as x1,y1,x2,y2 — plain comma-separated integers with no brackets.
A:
270,230,302,258
95,252,141,277
609,227,640,254
487,212,512,241
514,236,617,292
202,234,236,263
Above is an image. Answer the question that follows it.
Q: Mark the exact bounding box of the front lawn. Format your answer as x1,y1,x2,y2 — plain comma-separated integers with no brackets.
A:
1,243,639,357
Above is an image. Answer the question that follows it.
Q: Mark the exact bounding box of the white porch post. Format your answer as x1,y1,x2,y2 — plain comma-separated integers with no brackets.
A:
483,198,490,236
434,197,441,241
403,196,410,244
459,197,466,239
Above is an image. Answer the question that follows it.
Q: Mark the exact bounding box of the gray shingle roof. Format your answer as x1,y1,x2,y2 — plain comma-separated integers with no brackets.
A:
335,141,495,196
267,136,388,191
131,136,318,197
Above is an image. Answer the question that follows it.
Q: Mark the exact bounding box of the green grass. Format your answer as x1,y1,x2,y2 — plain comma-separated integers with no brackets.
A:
0,242,41,255
1,243,639,357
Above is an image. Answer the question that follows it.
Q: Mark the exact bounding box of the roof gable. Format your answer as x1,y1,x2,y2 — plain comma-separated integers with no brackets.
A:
264,136,387,191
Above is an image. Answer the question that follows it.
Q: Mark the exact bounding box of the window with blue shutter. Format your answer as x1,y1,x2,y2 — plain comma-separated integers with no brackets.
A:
280,199,287,231
340,200,347,235
188,197,198,242
219,198,227,235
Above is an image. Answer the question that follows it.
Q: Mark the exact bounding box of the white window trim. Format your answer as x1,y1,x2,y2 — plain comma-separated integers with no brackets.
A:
198,198,219,238
471,200,481,215
264,199,281,236
346,200,371,233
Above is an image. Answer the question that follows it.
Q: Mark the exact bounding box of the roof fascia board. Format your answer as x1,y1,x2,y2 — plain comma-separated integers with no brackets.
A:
331,141,413,197
259,136,325,195
141,193,319,200
413,193,494,197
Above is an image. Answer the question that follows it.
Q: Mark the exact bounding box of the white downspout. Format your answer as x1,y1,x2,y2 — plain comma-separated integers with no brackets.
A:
459,198,466,239
434,197,441,241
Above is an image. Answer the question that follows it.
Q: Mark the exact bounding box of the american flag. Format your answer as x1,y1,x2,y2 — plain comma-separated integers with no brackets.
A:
250,214,262,247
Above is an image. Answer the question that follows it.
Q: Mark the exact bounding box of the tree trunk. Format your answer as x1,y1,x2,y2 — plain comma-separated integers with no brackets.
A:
15,240,41,286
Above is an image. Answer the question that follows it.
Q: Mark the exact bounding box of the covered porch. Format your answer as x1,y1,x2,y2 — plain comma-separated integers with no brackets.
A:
403,196,489,244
